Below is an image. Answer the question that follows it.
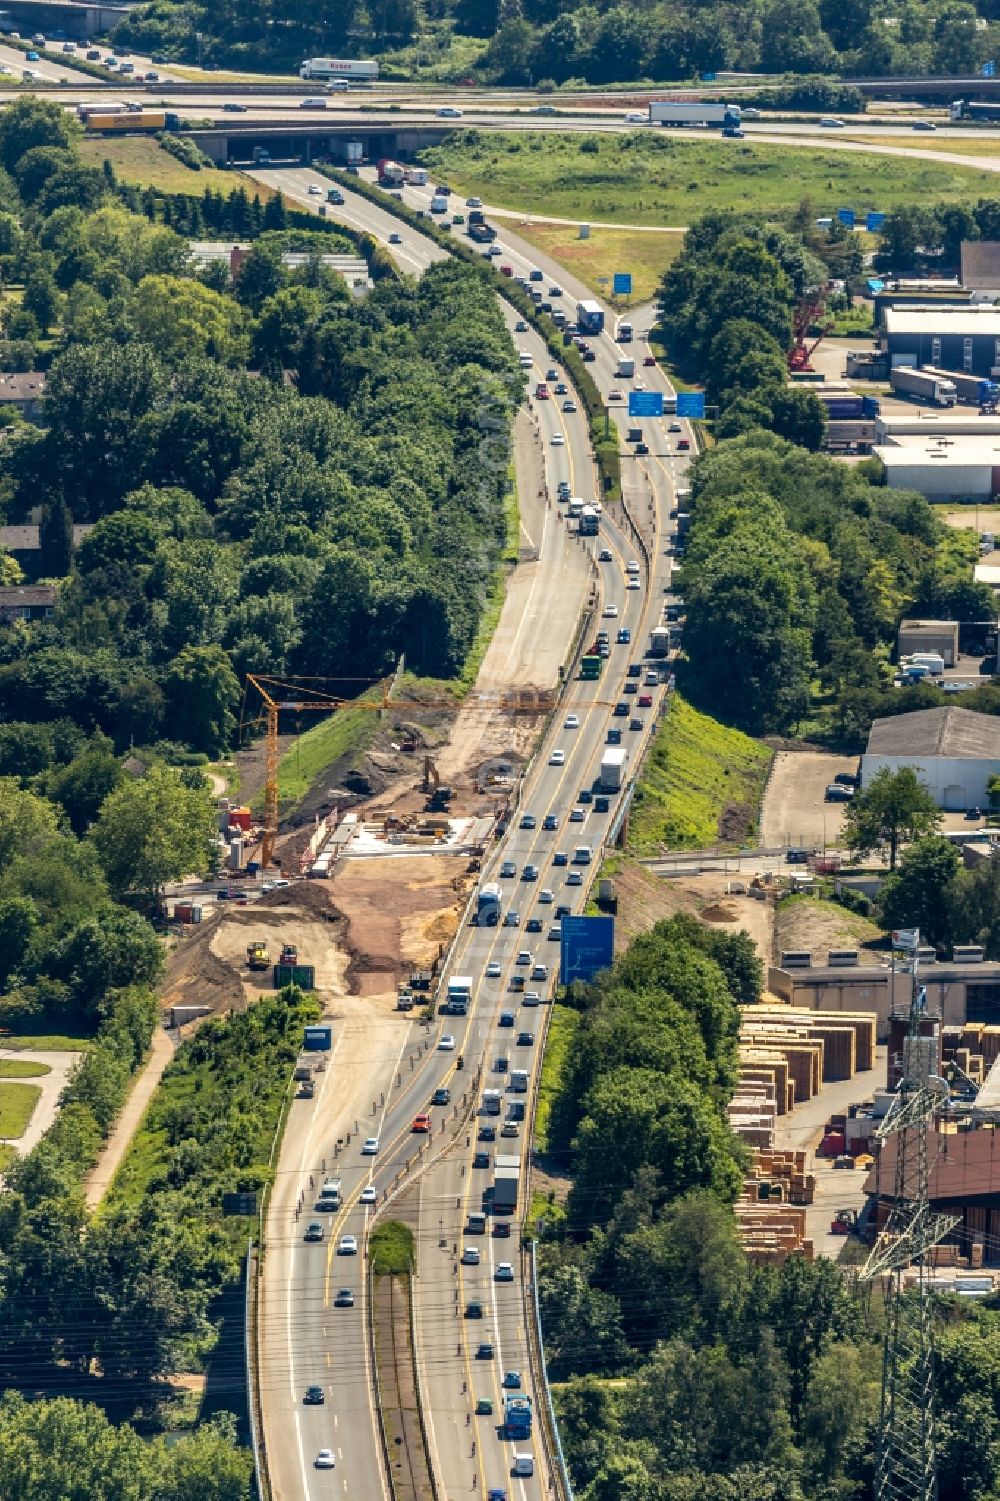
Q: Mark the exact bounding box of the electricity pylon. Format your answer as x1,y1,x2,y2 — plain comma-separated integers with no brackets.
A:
860,959,958,1501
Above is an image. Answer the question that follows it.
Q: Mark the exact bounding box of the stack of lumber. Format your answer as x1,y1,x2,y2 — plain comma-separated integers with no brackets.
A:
742,1147,816,1206
734,1199,813,1265
943,1023,1000,1081
727,1079,777,1150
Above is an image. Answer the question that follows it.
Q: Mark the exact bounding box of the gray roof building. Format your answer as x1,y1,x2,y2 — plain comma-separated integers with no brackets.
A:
866,706,1000,759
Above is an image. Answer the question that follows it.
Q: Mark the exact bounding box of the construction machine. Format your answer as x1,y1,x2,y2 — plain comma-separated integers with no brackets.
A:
279,943,298,967
247,940,270,971
830,1208,858,1235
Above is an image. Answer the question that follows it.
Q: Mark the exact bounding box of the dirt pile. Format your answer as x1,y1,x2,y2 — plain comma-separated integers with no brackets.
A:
700,901,739,924
332,854,472,1000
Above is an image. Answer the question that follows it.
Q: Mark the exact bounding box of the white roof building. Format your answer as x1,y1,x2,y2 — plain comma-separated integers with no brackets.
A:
862,707,1000,812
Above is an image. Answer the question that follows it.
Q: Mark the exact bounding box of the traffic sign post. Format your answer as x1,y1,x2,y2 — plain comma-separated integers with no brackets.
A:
676,391,705,419
613,272,632,298
560,916,615,986
628,390,664,418
866,212,886,233
837,208,856,229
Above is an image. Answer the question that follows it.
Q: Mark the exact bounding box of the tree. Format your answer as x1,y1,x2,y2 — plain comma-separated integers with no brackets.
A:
132,274,250,366
45,743,124,835
22,267,59,334
0,96,79,174
878,835,961,947
843,766,941,869
163,645,240,757
38,499,74,577
56,907,163,1013
0,780,59,866
90,764,217,901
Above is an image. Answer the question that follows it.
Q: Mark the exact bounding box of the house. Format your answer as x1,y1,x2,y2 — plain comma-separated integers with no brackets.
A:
0,524,94,579
0,372,46,422
862,706,1000,811
0,585,56,622
961,240,1000,296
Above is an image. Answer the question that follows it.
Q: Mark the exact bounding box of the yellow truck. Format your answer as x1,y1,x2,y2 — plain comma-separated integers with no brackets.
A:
84,111,167,134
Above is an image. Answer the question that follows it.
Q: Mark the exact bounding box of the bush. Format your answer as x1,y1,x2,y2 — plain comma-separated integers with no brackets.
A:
834,885,871,917
370,1219,415,1274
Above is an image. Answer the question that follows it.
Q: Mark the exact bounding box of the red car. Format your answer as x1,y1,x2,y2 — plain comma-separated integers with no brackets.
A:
677,438,690,450
493,1221,511,1237
638,694,653,708
411,1113,431,1133
535,383,549,400
500,264,513,276
643,354,657,366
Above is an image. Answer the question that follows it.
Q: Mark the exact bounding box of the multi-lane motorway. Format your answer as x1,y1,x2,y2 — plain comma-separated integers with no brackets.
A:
253,160,689,1499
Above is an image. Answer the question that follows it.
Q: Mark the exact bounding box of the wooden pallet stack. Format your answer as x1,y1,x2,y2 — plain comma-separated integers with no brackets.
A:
734,1200,813,1264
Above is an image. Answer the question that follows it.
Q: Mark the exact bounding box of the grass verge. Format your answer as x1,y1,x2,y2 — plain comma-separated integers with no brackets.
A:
77,135,264,196
0,1144,15,1171
0,1081,41,1139
370,1220,415,1275
417,130,1000,227
0,1059,51,1078
0,1032,90,1052
628,694,772,854
512,221,684,304
276,691,383,807
454,460,522,694
534,1005,579,1154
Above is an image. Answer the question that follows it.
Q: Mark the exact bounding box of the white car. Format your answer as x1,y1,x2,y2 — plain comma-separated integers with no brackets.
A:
338,1235,358,1255
315,1450,336,1469
569,807,585,822
462,1246,481,1264
626,578,641,590
565,713,579,728
524,990,541,1005
437,105,463,118
360,1185,377,1204
439,1035,456,1051
549,749,565,766
467,196,482,207
308,183,322,194
603,604,619,618
538,888,554,904
820,115,844,128
562,399,577,412
486,961,502,978
362,1136,380,1155
624,110,647,123
495,1262,514,1282
551,433,565,446
608,390,623,402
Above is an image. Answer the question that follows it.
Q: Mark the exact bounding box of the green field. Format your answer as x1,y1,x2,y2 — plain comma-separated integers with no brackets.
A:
512,221,683,303
0,1032,89,1052
77,135,267,197
0,1081,41,1139
418,131,1000,228
370,1220,415,1275
534,1005,579,1154
0,1059,51,1078
628,694,772,854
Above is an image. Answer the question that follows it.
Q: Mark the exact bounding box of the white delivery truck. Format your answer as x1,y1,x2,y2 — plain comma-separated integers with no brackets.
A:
600,748,627,792
890,367,958,407
616,357,635,378
649,101,742,130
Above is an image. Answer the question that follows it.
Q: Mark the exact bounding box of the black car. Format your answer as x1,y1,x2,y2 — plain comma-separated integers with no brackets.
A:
478,1124,496,1141
304,1385,325,1404
333,1289,354,1308
578,788,593,803
466,1301,483,1319
526,917,543,933
607,728,622,745
624,681,638,694
499,1011,515,1027
553,852,568,867
834,771,860,787
628,664,643,678
517,1032,534,1045
555,904,571,919
476,1341,495,1359
613,702,629,716
635,442,649,455
432,1086,451,1106
786,849,809,864
473,1151,490,1168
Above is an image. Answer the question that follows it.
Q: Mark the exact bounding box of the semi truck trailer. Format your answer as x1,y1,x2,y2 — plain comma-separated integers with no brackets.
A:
599,748,627,792
890,366,958,406
649,101,742,130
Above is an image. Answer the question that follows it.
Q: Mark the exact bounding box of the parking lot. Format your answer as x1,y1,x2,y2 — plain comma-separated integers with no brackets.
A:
759,750,860,851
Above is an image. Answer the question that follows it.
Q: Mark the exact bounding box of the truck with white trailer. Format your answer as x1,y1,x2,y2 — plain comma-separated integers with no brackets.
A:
445,975,473,1015
599,747,627,792
649,625,671,658
649,101,742,131
491,1153,520,1215
890,367,958,407
476,882,501,925
300,57,379,81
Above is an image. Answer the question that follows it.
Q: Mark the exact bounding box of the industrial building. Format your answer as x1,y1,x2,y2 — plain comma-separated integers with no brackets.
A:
897,619,960,667
768,948,1000,1037
862,705,1000,811
880,305,1000,379
873,432,1000,500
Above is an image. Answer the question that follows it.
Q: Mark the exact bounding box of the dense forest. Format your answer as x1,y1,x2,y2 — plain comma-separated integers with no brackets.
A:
0,99,520,763
656,209,994,742
117,0,1000,83
540,918,1000,1501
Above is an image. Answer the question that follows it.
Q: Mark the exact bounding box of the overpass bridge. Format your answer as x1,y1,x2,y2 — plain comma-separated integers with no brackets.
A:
0,0,133,37
187,117,453,166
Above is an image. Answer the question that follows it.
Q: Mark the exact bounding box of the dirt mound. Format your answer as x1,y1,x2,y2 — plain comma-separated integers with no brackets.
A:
161,922,245,1017
701,901,739,923
717,801,755,845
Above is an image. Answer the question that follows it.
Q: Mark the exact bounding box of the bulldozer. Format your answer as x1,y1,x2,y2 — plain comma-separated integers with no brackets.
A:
247,940,270,971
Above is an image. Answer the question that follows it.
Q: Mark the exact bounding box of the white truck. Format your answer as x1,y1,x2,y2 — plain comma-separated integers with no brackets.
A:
649,101,742,131
446,975,473,1014
649,625,671,658
300,57,379,81
476,882,502,925
616,357,635,379
600,748,627,792
890,366,958,407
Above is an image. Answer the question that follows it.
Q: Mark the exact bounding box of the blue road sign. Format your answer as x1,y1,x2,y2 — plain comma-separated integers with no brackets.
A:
560,915,615,986
629,390,664,418
676,391,705,419
613,272,632,296
837,208,856,229
983,60,996,77
866,212,886,233
701,70,717,81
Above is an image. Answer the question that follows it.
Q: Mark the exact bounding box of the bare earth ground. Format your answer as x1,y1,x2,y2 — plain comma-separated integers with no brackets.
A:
611,859,775,965
759,750,860,850
773,895,885,963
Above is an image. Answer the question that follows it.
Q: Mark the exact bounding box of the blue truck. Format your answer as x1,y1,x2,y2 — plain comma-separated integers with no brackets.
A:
503,1395,532,1440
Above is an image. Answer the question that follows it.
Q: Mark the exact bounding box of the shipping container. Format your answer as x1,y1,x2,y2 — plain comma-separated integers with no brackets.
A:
273,963,317,989
84,111,166,133
304,1025,332,1050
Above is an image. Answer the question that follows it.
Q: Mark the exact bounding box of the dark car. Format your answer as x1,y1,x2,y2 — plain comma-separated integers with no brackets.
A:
478,1124,496,1141
594,796,610,812
613,702,629,716
476,1342,494,1359
628,664,643,677
432,1086,451,1106
607,728,622,745
624,681,638,695
835,771,860,787
223,101,247,111
629,717,645,731
333,1288,354,1307
304,1385,325,1404
493,1220,511,1237
786,849,809,864
553,851,568,867
499,1011,515,1027
578,788,593,803
967,806,983,820
473,1151,491,1168
526,917,542,932
555,905,571,918
466,1300,484,1319
616,628,630,644
517,1031,534,1045
476,1397,494,1414
638,694,653,708
635,442,649,455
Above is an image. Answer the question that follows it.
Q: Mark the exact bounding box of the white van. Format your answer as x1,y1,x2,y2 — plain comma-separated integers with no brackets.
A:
519,351,533,369
513,1454,534,1477
572,845,592,865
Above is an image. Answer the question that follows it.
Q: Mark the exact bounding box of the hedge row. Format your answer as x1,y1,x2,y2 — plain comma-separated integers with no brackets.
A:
317,165,621,502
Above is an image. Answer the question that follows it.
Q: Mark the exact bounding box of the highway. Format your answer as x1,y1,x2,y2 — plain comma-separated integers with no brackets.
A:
251,156,689,1500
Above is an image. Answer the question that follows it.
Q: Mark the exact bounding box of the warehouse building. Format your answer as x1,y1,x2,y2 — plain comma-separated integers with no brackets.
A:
873,433,1000,500
897,619,960,666
862,705,1000,810
768,949,1000,1037
880,305,1000,378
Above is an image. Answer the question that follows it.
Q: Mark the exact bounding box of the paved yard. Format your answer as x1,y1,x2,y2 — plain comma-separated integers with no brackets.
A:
760,750,859,851
0,1050,82,1159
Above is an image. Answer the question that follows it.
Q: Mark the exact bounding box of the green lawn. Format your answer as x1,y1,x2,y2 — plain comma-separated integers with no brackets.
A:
418,131,1000,228
370,1220,415,1275
628,694,772,854
77,135,268,197
511,221,683,303
0,1059,51,1078
534,1005,579,1154
0,1032,90,1052
0,1081,42,1139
